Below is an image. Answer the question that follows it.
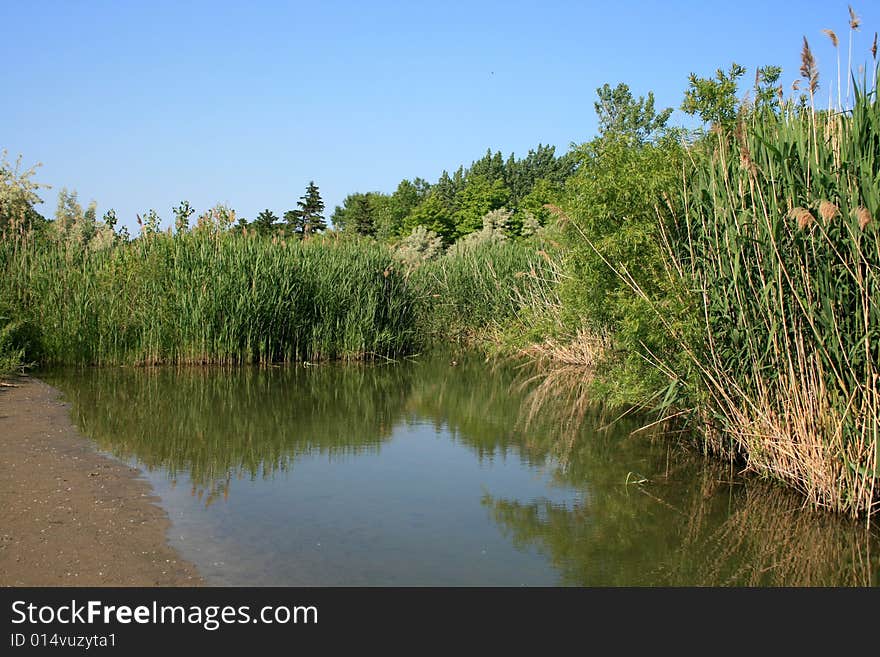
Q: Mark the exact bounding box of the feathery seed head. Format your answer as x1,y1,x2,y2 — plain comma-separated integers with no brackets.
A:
849,5,861,31
790,207,816,230
855,206,872,230
823,29,839,48
819,200,840,221
800,37,820,94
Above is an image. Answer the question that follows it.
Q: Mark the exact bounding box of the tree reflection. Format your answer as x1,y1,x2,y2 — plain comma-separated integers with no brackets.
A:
46,352,880,585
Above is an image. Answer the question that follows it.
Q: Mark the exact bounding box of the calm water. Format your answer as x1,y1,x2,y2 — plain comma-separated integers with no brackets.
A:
45,353,880,586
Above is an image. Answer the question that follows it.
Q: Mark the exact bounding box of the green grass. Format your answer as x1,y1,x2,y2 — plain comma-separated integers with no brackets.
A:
0,230,550,366
410,239,556,343
1,233,419,365
649,72,880,517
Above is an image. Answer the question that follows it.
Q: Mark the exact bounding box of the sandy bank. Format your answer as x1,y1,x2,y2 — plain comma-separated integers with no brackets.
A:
0,377,201,586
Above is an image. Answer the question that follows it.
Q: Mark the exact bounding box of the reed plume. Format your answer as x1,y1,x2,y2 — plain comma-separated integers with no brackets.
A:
790,207,816,230
849,5,861,30
824,29,842,109
801,37,820,96
847,6,862,104
818,200,840,222
855,206,872,230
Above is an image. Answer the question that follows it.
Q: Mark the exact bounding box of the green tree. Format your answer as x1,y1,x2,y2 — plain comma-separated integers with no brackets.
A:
453,175,509,237
287,181,326,239
503,144,574,205
433,169,463,215
557,83,685,402
754,65,783,114
681,62,747,130
469,148,506,184
283,208,304,236
594,83,673,144
383,178,429,238
518,178,559,228
252,209,280,235
332,192,372,234
350,194,376,236
403,193,456,242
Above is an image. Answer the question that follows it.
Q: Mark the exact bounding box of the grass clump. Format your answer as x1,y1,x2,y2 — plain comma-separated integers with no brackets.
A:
656,72,880,516
1,232,419,365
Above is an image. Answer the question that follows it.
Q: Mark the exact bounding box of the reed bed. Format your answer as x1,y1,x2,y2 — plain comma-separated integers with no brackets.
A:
411,240,556,342
0,230,550,366
0,233,419,365
652,70,880,517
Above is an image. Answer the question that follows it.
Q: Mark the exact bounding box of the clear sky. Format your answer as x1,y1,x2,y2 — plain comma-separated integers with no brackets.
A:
3,1,878,231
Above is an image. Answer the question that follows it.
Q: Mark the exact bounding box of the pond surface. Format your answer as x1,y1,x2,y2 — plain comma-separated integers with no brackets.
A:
45,353,880,586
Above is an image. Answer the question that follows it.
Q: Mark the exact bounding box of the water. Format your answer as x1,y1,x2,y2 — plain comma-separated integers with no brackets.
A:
45,353,880,586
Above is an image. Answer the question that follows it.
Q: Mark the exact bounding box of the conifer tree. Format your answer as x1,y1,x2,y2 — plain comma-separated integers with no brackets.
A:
350,194,375,236
287,181,326,238
253,209,280,235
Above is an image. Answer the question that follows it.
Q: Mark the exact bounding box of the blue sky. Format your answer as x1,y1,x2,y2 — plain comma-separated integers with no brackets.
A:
3,1,878,231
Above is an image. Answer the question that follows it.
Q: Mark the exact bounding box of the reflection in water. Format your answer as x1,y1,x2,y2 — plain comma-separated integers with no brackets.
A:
45,353,880,586
54,363,411,499
485,464,877,586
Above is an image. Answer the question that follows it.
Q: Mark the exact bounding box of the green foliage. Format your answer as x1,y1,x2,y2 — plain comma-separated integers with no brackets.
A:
139,208,163,235
754,65,784,113
0,150,48,237
453,175,509,237
518,178,560,228
286,181,326,238
0,232,418,365
366,145,573,245
594,83,673,144
412,240,554,341
102,209,117,232
433,169,464,214
253,209,280,236
334,193,378,236
403,193,456,242
0,297,40,375
383,178,430,238
557,93,686,400
681,62,747,129
173,200,195,234
504,145,575,205
0,313,24,375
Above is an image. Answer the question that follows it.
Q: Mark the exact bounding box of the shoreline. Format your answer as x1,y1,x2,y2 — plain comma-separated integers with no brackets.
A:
0,376,201,586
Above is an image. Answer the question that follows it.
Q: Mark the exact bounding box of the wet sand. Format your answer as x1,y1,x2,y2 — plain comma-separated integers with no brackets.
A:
0,376,201,586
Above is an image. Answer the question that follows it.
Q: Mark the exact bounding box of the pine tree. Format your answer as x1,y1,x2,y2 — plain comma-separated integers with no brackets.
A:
287,181,326,239
253,209,279,236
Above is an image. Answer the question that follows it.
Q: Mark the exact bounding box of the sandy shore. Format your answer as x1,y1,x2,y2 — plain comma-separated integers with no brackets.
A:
0,376,201,586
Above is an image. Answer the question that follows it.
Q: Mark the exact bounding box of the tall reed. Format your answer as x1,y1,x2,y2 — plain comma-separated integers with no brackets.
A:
0,232,419,365
0,229,549,365
410,240,556,342
652,71,880,517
